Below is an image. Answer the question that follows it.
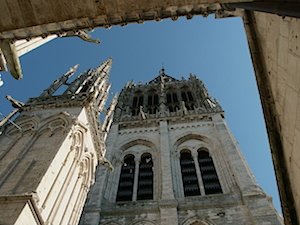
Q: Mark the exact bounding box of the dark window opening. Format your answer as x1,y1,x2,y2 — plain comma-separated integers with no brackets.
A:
133,96,138,108
187,91,194,101
198,149,222,195
116,154,135,201
138,96,143,106
181,92,187,102
132,94,144,116
137,153,153,200
166,92,179,113
147,93,159,114
173,93,178,102
148,95,153,106
154,94,159,105
167,93,172,104
180,151,200,196
181,90,195,111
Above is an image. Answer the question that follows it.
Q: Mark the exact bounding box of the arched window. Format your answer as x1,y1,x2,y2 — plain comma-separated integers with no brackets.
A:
137,153,153,200
116,154,135,201
181,87,195,110
180,150,201,196
198,149,222,195
132,91,144,116
147,91,159,114
166,91,179,112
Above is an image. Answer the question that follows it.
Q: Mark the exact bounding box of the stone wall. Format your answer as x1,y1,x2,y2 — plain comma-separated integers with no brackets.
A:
81,113,283,225
0,107,98,225
242,10,300,225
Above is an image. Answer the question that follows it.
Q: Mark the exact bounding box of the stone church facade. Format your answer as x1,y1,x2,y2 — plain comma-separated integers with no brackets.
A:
80,69,283,225
0,58,115,225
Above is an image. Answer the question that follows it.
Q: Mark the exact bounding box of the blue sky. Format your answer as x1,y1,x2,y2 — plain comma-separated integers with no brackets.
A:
0,15,281,212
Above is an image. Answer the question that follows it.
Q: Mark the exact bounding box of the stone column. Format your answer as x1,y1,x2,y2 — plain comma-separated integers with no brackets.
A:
109,162,122,202
152,155,157,201
172,152,184,198
159,120,175,200
192,152,205,195
132,159,140,201
160,206,178,225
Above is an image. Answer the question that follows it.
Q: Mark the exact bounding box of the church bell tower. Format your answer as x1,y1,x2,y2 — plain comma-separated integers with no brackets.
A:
80,69,283,225
0,58,115,225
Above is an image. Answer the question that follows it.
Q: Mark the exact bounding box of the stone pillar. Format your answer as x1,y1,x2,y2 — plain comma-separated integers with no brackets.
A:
158,120,178,225
172,152,184,198
159,120,175,200
132,159,140,201
108,159,122,202
192,152,205,195
160,206,178,225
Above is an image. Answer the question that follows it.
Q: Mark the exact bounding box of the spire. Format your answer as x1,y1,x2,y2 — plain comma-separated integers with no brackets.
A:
95,57,112,75
101,93,118,140
40,64,79,97
64,58,112,95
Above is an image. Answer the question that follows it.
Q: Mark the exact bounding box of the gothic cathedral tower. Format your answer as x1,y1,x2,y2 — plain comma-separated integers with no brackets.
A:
0,58,115,225
81,69,283,225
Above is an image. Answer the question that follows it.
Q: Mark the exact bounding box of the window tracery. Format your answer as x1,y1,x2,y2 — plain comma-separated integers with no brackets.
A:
116,152,154,202
178,147,222,197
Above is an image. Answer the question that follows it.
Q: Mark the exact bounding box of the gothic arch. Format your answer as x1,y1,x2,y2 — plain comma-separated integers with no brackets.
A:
172,133,227,198
101,222,121,225
120,138,158,153
5,114,40,136
114,139,160,202
174,133,211,149
71,129,85,162
0,115,40,160
130,220,157,225
38,112,73,134
181,217,215,225
79,152,95,187
173,133,217,158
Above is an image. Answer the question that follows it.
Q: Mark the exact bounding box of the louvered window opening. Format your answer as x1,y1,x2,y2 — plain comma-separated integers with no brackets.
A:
132,95,144,116
116,155,135,201
147,94,159,114
166,92,179,112
198,150,222,195
137,153,153,200
180,151,201,196
181,90,195,110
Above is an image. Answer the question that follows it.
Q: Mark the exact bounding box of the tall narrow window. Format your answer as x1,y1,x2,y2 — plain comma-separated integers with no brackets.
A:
180,150,200,196
181,87,195,110
132,91,144,116
147,92,159,114
166,91,179,112
116,154,135,201
198,149,222,195
137,153,153,200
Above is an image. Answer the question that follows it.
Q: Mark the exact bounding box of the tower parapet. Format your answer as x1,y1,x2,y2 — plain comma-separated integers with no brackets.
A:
115,69,222,125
